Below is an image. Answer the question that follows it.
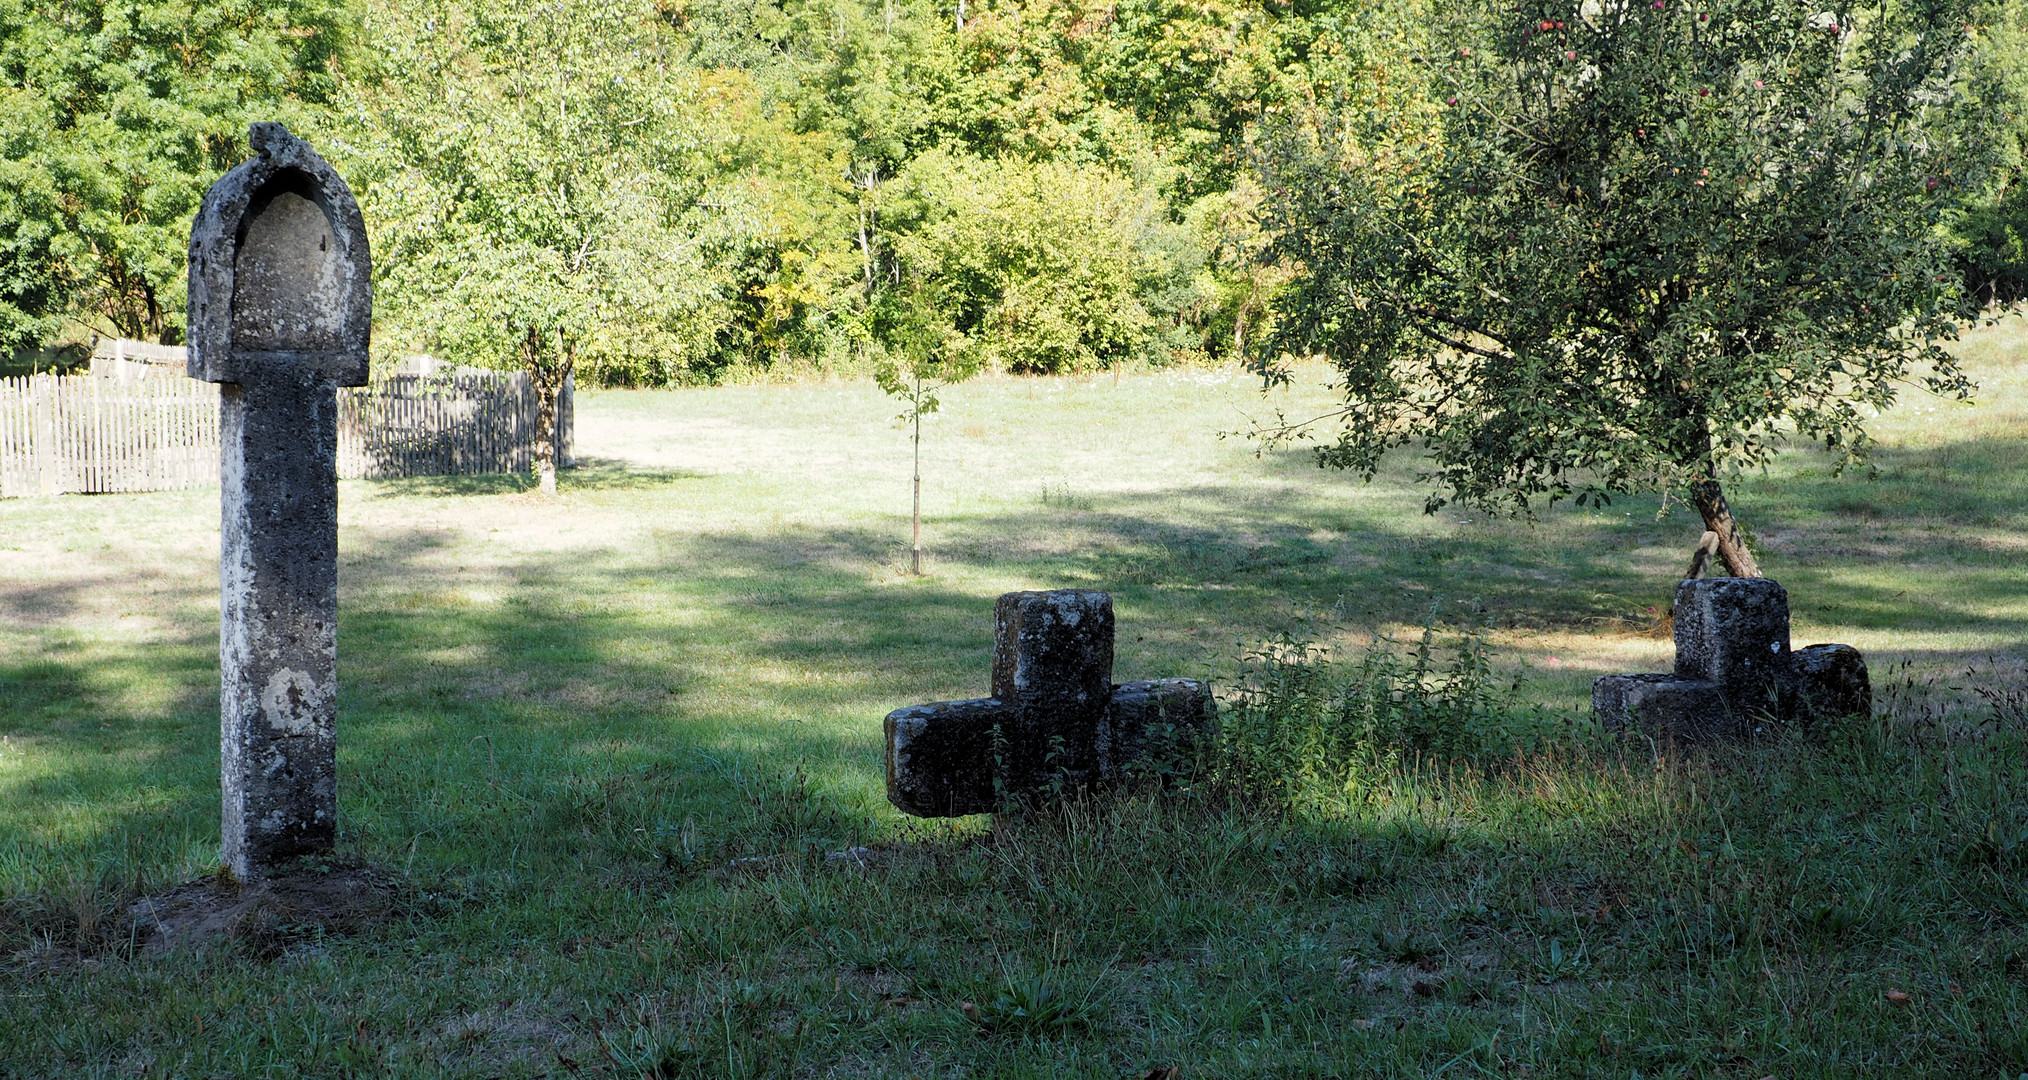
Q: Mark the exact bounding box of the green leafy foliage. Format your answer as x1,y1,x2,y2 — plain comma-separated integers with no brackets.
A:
1259,0,2008,523
346,0,1297,382
340,0,763,486
871,275,985,571
885,151,1187,373
342,0,742,383
12,0,2022,402
3,0,1354,380
0,0,351,351
1954,0,2028,303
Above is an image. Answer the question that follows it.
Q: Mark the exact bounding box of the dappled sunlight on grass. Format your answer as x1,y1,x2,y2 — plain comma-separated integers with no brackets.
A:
0,320,2024,1074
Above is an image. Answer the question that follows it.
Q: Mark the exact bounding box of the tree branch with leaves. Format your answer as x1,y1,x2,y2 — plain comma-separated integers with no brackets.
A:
345,0,739,491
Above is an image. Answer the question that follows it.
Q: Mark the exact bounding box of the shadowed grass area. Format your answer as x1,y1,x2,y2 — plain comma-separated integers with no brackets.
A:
366,456,707,499
1,320,2025,1076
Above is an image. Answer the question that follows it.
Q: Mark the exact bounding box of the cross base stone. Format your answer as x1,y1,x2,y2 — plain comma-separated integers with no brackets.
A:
884,591,1215,818
1595,577,1871,743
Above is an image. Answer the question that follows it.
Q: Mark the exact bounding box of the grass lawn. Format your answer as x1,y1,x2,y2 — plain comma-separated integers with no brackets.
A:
3,320,2027,1077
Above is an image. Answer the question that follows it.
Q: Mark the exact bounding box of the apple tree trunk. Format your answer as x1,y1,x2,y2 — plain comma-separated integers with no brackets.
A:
1689,477,1761,578
529,358,573,498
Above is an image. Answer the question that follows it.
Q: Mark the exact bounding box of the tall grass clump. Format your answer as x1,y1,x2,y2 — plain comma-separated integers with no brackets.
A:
1212,611,1540,807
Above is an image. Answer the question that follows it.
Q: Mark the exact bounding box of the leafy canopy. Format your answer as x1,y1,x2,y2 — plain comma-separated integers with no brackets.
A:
342,0,751,383
0,0,349,350
11,0,2021,393
1260,0,2004,515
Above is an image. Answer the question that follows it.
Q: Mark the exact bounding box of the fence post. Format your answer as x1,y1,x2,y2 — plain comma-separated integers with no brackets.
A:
32,373,56,496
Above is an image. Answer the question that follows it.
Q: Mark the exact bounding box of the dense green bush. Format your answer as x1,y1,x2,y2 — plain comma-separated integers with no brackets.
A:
15,0,2024,386
1955,1,2028,304
884,152,1197,373
1,0,1359,382
338,0,1331,383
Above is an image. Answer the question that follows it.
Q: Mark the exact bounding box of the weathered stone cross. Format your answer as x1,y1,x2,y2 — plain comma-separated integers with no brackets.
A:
885,590,1215,816
1594,577,1871,742
188,124,371,879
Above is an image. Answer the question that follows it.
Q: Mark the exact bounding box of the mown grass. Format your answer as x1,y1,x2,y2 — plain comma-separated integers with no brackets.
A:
2,321,2026,1077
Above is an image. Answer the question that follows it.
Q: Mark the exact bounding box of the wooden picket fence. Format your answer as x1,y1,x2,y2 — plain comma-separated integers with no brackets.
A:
338,372,574,481
0,374,218,496
0,367,573,497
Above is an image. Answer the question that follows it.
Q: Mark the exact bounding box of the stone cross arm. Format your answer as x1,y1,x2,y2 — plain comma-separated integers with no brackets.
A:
885,680,1213,817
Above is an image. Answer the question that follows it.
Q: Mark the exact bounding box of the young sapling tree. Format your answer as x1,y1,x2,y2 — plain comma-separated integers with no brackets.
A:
874,288,980,574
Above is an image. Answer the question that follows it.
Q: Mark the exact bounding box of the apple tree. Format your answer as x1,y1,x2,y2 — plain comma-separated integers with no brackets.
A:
1257,0,2008,576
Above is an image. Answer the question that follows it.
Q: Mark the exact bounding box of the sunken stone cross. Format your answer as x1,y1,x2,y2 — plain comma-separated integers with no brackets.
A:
885,590,1215,816
188,124,371,879
1593,577,1871,742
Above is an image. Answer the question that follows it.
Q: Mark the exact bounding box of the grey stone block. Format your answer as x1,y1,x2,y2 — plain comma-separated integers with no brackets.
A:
1789,643,1872,724
992,589,1114,713
991,589,1114,790
885,698,1008,818
1594,673,1670,732
188,122,370,387
1674,577,1790,692
1593,674,1735,741
1102,678,1216,783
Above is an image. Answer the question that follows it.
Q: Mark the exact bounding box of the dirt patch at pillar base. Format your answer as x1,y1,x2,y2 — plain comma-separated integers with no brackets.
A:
127,860,403,959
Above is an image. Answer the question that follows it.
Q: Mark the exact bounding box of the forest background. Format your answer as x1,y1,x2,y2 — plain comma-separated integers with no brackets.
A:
4,0,2028,387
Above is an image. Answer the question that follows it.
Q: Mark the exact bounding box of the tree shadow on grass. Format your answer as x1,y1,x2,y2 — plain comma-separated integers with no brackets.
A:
356,456,704,499
1746,434,2028,528
0,521,983,923
1241,427,2028,633
10,435,2028,947
7,487,2028,1080
8,377,2028,1068
6,499,1398,927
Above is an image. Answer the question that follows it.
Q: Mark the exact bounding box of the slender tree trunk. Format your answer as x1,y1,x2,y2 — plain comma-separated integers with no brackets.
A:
856,166,879,299
139,279,165,342
910,381,923,575
1689,477,1761,578
858,208,876,297
99,257,162,341
529,351,573,499
1234,276,1261,359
